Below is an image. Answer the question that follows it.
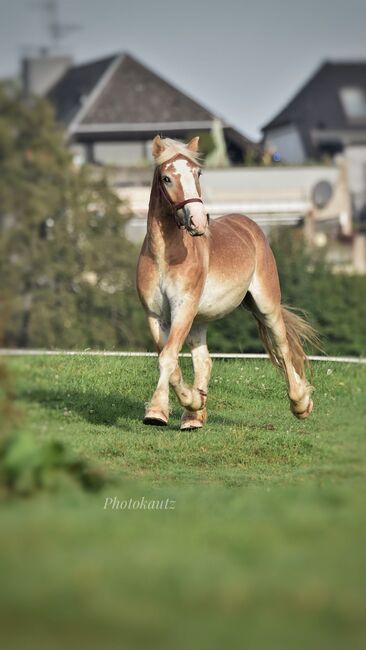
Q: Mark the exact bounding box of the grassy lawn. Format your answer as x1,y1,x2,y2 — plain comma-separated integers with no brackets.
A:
1,355,366,650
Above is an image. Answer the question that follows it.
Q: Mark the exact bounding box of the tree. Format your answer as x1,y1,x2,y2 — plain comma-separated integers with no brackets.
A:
0,82,149,350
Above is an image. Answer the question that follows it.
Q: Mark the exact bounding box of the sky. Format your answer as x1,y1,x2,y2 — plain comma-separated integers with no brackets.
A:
0,0,366,140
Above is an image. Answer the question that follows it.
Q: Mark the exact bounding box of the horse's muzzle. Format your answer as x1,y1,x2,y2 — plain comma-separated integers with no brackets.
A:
178,207,209,236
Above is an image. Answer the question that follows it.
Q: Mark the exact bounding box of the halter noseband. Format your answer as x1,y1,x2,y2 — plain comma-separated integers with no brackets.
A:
158,156,205,230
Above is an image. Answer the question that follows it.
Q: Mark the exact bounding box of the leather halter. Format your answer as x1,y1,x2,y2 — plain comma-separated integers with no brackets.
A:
158,155,205,230
159,179,204,212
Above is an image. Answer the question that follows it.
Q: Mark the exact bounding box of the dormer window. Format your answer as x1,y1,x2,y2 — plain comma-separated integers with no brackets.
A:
339,86,366,121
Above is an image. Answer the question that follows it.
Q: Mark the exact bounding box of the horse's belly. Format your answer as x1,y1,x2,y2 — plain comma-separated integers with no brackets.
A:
197,275,251,321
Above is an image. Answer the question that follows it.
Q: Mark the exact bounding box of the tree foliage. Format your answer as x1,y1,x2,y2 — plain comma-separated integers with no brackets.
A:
0,82,149,350
271,229,366,356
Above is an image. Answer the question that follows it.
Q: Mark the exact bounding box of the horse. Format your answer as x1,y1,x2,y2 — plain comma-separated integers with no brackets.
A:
136,135,317,429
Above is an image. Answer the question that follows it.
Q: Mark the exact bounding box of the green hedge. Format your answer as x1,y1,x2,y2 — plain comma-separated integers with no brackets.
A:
209,229,366,356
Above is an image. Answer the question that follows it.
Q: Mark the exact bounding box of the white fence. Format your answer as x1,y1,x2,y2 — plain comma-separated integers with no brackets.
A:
0,350,365,364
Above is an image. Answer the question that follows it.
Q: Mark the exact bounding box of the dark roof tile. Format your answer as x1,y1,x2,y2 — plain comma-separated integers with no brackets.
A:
262,61,366,132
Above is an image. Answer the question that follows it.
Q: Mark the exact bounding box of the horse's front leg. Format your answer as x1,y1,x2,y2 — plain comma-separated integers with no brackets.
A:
144,306,204,425
181,324,212,430
145,314,197,420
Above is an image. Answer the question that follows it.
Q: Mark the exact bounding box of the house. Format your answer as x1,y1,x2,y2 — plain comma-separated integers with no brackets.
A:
262,61,366,164
19,52,365,272
22,51,257,166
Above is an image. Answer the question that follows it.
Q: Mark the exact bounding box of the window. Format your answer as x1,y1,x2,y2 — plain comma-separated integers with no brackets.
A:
339,87,366,121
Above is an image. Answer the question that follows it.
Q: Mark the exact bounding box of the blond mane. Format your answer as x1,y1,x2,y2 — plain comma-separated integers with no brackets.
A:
154,137,202,166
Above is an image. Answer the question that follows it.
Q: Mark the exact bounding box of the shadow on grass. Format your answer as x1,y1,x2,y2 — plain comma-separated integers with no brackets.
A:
19,386,142,426
17,384,281,432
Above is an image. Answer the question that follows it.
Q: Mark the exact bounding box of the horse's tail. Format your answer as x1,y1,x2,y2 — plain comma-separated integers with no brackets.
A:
257,305,320,380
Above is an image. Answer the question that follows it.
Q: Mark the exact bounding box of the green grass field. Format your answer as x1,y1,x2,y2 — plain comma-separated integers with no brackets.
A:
1,355,366,650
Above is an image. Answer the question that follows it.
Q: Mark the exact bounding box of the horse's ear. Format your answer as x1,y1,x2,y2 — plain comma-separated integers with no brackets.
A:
152,135,165,159
186,136,200,153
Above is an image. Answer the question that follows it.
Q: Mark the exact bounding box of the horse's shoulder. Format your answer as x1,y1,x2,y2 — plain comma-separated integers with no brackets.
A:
210,214,265,244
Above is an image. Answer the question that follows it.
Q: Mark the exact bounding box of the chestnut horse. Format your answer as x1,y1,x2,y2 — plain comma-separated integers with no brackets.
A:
137,136,317,429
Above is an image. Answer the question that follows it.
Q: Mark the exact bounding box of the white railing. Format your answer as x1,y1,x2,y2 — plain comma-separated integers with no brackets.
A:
0,349,365,363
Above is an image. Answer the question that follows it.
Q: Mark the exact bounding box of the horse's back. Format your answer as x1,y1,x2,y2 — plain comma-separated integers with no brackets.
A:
210,213,266,246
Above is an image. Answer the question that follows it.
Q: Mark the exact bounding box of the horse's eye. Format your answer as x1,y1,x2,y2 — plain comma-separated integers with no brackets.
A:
198,170,202,178
162,176,171,183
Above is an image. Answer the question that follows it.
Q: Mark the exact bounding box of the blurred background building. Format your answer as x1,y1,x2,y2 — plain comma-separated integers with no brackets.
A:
22,50,257,166
7,0,366,274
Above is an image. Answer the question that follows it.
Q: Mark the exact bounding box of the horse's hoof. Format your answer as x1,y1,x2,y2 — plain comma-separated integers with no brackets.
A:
143,409,168,426
180,408,207,431
143,416,168,426
180,418,204,431
293,398,314,420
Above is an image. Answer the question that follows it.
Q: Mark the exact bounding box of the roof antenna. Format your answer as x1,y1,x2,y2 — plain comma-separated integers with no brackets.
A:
33,0,81,53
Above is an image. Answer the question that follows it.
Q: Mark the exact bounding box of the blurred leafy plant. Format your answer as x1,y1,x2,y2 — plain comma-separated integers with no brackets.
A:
0,358,106,498
0,433,106,497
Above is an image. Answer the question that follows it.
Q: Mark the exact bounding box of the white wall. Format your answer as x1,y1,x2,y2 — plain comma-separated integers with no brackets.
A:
201,165,339,203
94,142,147,166
120,165,342,244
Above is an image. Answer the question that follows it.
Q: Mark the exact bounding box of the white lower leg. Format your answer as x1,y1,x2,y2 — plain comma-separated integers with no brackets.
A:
181,331,212,427
283,357,313,418
170,366,206,410
146,349,177,420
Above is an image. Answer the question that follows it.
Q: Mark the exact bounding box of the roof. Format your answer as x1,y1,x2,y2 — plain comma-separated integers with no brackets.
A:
224,126,260,152
262,61,366,133
47,52,215,130
46,52,257,154
80,53,214,126
47,54,116,125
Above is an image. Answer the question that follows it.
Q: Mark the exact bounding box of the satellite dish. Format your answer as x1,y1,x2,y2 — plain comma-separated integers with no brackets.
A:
312,180,333,209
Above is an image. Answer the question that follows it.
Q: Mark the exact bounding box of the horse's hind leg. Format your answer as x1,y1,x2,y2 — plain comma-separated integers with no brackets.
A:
181,324,212,430
246,275,313,419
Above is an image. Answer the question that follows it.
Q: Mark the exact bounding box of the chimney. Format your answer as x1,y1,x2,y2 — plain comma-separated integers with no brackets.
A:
21,50,72,96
